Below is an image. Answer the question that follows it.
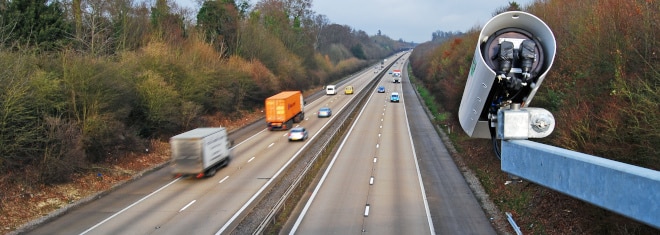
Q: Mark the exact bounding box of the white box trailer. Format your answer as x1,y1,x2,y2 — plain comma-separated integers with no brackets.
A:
392,69,401,83
170,127,232,178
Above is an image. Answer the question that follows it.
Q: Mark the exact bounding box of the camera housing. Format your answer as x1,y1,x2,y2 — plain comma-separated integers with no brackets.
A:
458,11,556,138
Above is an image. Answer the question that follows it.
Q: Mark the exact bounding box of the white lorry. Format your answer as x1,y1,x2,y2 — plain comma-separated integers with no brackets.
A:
325,85,337,95
170,127,232,178
392,69,401,83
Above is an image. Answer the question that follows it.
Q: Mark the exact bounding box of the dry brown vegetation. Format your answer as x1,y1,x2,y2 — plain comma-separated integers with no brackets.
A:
410,0,658,234
0,141,170,232
0,112,263,233
0,0,412,233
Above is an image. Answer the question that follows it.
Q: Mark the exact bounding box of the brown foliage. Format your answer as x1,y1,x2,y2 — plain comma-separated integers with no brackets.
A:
410,31,478,114
536,0,660,169
411,0,659,233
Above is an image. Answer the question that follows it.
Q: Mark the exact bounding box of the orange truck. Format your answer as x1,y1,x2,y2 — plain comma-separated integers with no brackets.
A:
265,91,305,130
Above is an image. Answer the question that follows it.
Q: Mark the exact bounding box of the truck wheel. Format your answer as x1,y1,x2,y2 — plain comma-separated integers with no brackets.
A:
294,112,304,123
205,168,217,177
221,157,231,167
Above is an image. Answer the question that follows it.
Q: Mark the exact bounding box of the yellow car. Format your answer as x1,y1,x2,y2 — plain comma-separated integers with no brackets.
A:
344,86,354,95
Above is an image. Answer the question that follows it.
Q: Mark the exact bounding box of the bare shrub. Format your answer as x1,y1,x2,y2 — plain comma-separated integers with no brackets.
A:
39,116,84,184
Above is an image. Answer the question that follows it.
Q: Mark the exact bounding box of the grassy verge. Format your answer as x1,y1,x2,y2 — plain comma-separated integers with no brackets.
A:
406,68,460,149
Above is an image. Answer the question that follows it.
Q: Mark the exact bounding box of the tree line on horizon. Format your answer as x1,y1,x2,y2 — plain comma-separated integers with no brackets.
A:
0,0,413,184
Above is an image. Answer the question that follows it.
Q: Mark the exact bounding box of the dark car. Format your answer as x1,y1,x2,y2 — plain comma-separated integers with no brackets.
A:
318,107,332,118
288,127,308,141
377,86,385,93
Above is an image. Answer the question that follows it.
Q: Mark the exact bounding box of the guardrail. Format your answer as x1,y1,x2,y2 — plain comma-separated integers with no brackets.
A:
247,56,404,234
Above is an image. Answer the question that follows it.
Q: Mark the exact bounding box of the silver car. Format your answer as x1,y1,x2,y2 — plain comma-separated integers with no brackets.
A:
288,127,308,141
318,107,332,118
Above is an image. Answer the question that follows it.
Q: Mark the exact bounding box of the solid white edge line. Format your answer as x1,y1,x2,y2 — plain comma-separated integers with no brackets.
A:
79,178,181,235
82,86,378,235
401,78,437,234
80,126,270,234
216,82,361,235
231,128,267,149
289,82,379,234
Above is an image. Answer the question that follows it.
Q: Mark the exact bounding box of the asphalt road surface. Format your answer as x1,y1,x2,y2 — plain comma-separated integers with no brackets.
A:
24,53,497,235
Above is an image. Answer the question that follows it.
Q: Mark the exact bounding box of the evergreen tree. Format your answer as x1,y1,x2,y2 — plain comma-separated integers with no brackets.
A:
197,0,240,55
1,0,70,51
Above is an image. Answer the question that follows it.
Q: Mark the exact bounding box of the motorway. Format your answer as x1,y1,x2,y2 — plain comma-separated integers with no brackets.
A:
289,57,434,234
25,52,496,235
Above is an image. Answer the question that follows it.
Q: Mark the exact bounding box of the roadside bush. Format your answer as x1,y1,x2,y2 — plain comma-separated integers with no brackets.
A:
135,70,185,136
0,52,45,171
39,117,83,184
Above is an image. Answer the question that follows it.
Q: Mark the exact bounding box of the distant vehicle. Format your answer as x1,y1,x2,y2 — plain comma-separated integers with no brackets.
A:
288,127,308,141
170,127,232,178
265,91,305,131
344,86,354,95
388,71,393,74
390,92,400,102
377,86,385,93
326,85,337,95
392,69,401,83
318,107,332,118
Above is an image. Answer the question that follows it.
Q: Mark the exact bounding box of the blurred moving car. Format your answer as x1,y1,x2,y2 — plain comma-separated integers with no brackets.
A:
288,127,308,141
377,86,385,93
318,107,332,118
390,92,400,102
344,86,354,95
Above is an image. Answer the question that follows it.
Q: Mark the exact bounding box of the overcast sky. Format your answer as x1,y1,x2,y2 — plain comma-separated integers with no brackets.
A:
175,0,537,43
311,0,537,43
